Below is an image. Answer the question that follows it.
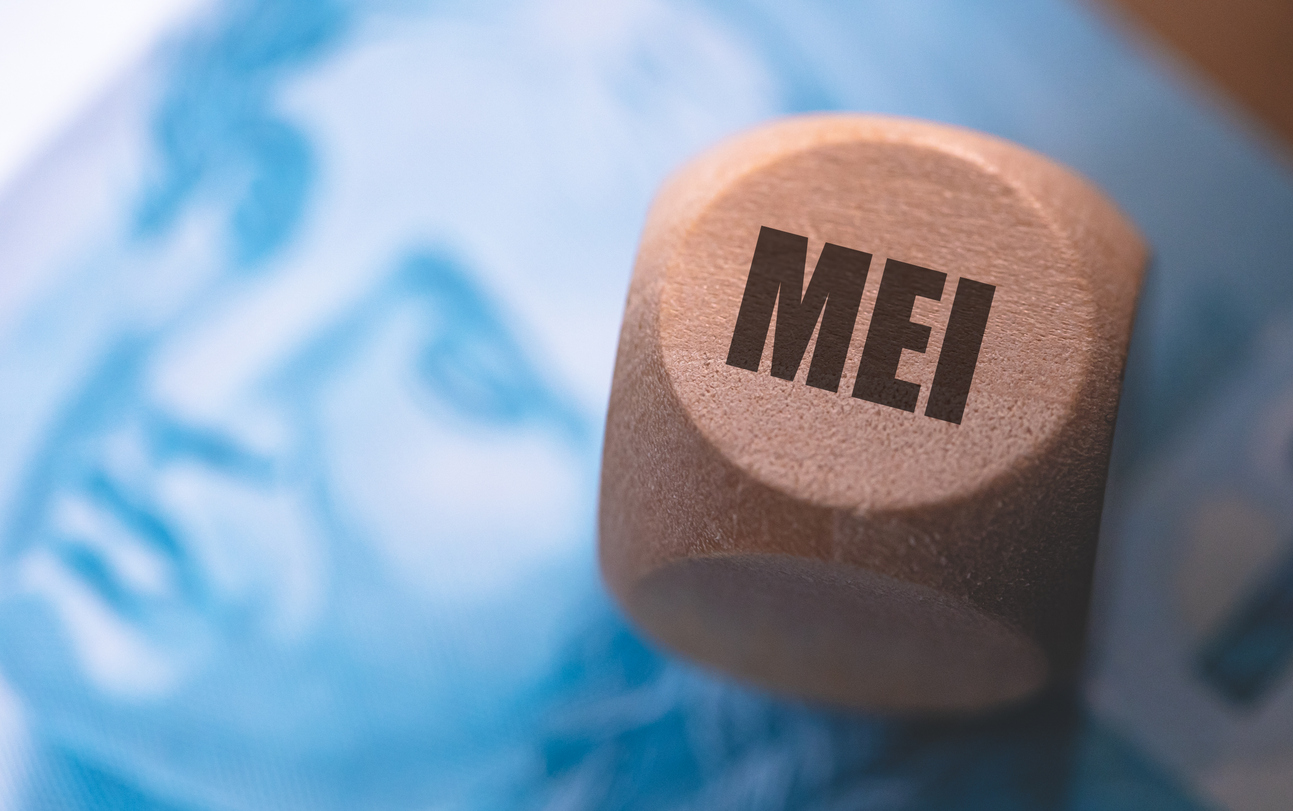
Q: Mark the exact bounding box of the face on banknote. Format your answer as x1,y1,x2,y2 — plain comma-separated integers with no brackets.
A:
0,0,787,806
0,0,1290,809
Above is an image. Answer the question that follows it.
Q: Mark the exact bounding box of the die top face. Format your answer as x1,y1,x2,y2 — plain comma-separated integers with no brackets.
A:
651,117,1112,512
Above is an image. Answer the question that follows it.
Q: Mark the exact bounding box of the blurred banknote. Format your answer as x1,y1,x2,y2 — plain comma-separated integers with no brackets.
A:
0,0,1290,809
1090,318,1293,811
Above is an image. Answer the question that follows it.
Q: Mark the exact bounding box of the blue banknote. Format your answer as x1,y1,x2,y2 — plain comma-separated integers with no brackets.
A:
0,0,1290,808
1090,317,1293,810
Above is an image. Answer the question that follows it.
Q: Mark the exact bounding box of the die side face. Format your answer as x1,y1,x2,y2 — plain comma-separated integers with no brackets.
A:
658,138,1096,512
631,551,1049,711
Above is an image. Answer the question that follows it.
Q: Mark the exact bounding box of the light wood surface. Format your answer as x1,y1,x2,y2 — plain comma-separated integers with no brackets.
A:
1101,0,1293,152
599,115,1146,713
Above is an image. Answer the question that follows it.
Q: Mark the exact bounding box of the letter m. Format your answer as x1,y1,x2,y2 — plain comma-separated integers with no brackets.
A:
725,226,872,392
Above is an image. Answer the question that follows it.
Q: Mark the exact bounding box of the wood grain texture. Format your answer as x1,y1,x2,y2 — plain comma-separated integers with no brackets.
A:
599,115,1146,713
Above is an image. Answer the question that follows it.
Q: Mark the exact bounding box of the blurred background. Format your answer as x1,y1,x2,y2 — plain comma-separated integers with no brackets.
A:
0,1,1290,809
0,0,203,194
